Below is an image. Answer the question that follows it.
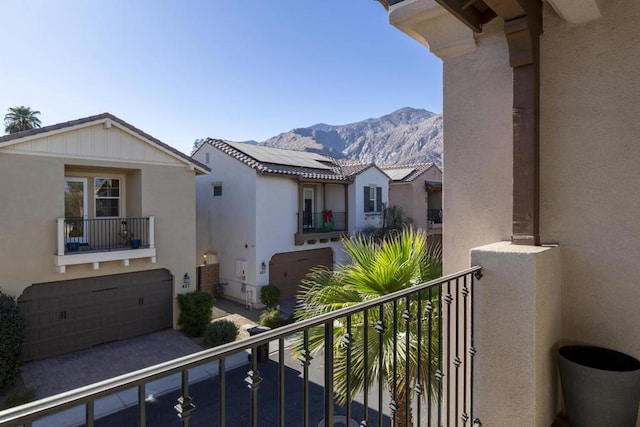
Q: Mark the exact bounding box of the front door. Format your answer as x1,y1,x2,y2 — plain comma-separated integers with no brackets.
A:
64,178,88,243
303,188,314,229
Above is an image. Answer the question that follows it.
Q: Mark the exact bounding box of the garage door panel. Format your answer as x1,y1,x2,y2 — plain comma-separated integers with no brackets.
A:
18,269,173,361
269,248,334,300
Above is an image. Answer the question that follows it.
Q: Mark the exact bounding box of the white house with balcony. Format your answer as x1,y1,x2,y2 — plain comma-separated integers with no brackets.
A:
0,113,208,361
193,140,389,305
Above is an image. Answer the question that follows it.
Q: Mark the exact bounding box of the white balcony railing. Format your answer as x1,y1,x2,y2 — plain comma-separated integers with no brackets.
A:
54,216,156,273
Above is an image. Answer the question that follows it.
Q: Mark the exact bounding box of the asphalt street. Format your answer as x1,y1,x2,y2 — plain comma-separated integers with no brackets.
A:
92,348,392,427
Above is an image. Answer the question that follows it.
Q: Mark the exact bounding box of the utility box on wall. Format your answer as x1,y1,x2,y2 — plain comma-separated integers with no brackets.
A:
235,259,247,281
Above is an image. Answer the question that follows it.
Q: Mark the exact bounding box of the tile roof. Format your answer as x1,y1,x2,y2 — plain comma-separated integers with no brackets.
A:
0,112,210,173
381,163,438,182
205,139,374,182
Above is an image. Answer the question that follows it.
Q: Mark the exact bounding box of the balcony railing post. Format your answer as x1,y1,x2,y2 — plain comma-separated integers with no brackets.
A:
148,216,155,249
57,218,65,255
174,370,195,426
323,321,334,427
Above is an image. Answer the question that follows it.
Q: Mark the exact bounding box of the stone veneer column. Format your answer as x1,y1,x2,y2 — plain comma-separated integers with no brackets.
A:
470,242,561,427
198,263,219,296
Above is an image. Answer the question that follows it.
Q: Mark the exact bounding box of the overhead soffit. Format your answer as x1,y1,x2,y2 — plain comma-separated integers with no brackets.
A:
389,0,602,30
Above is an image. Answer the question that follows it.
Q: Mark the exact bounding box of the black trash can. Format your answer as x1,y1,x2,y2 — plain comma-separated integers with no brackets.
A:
247,326,271,363
558,345,640,427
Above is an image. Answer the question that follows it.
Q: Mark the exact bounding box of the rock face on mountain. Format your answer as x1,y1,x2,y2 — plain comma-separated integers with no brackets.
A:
261,107,442,167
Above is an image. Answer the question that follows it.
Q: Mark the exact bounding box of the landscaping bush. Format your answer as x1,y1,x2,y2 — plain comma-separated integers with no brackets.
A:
259,308,293,329
259,284,280,309
203,320,239,348
176,291,214,337
0,291,24,392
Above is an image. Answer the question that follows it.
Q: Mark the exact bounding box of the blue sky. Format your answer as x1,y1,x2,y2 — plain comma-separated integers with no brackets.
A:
1,1,442,155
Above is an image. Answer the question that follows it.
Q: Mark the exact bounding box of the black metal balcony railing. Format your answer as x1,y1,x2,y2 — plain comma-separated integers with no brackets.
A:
428,209,443,224
300,211,347,233
63,217,150,254
0,267,481,427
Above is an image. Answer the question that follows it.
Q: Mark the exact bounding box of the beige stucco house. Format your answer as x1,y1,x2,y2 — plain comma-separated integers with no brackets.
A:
0,113,208,361
386,0,640,425
382,163,442,242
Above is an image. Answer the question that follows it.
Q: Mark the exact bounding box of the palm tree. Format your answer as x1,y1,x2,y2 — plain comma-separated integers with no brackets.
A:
4,106,42,134
294,227,442,426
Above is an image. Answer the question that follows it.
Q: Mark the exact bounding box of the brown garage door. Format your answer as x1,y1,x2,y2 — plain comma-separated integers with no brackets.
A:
18,269,173,361
269,248,333,299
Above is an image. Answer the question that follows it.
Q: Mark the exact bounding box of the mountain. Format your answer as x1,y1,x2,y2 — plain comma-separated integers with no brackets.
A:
261,107,442,167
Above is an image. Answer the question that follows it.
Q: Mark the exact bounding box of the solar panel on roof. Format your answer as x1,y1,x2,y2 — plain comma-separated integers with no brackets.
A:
385,168,416,181
227,142,334,170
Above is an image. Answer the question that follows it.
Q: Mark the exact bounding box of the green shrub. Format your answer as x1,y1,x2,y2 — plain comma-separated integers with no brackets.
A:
259,284,280,309
176,291,214,337
0,291,24,392
259,308,293,329
203,320,239,348
2,386,36,410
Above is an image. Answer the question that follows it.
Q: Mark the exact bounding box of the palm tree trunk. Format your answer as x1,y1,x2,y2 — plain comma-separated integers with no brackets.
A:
392,388,413,427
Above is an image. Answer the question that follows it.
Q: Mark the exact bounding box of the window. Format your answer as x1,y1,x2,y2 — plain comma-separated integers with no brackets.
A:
95,178,120,217
364,185,382,213
213,185,222,197
205,152,210,164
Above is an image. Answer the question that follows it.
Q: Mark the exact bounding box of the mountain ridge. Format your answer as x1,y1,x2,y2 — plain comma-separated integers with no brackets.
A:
260,107,442,167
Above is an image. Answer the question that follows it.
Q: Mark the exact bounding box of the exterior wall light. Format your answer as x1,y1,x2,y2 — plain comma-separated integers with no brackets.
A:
203,252,208,265
183,273,190,288
261,261,267,274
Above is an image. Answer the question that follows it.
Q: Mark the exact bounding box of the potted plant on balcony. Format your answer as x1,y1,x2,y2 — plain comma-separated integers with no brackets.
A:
130,234,141,249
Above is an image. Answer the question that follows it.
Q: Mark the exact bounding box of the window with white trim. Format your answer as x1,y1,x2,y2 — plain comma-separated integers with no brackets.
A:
95,178,121,217
364,185,382,213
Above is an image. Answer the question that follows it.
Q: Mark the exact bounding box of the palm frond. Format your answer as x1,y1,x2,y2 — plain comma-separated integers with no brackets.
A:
292,227,443,408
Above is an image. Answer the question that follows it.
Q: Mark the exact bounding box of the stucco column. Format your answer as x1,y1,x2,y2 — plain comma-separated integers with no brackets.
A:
470,242,562,427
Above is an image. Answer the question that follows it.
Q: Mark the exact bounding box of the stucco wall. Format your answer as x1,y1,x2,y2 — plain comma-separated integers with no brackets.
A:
388,166,443,229
255,175,344,289
350,167,390,231
471,243,562,427
540,0,640,358
0,151,198,326
440,0,640,367
390,0,640,424
388,182,414,220
194,145,257,303
442,18,513,274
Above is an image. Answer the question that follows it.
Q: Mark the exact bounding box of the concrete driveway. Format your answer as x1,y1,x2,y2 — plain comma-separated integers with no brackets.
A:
22,298,260,400
16,299,400,426
21,329,203,400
